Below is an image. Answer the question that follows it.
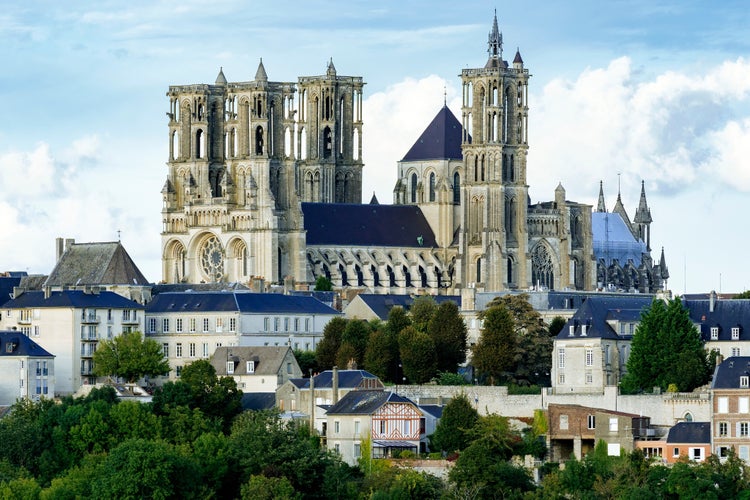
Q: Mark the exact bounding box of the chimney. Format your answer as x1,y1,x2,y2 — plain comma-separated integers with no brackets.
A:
65,238,75,253
710,290,717,313
309,369,315,433
332,366,339,404
55,237,65,262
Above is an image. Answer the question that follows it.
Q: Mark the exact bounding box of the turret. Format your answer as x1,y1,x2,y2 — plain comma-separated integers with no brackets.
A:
596,180,607,212
634,180,653,250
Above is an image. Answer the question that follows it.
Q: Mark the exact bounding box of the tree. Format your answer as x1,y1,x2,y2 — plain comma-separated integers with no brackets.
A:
398,326,437,384
735,290,750,299
338,319,371,368
363,329,394,381
429,393,479,453
622,297,710,393
409,296,437,334
92,330,170,383
427,301,467,373
180,360,243,428
314,276,333,291
294,349,318,376
472,304,517,385
316,317,347,370
548,315,567,336
449,414,534,499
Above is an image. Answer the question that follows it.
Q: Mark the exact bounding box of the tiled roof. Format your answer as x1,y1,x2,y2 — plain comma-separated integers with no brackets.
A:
557,296,653,340
666,422,710,444
0,290,143,309
684,299,750,342
401,105,464,162
326,390,414,415
211,346,293,376
45,242,150,287
350,294,461,320
711,356,750,389
0,331,54,358
301,203,437,247
145,291,339,315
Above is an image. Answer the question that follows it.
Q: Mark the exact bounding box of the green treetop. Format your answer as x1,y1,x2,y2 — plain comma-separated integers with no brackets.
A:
92,330,170,383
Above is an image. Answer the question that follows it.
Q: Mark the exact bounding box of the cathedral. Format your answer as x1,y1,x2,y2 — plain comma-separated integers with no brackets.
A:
160,13,668,295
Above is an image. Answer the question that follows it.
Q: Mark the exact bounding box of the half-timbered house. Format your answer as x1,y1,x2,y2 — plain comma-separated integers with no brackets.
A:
325,389,423,465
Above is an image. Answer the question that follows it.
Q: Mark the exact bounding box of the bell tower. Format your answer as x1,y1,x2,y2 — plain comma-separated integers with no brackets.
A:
456,11,530,290
297,59,365,203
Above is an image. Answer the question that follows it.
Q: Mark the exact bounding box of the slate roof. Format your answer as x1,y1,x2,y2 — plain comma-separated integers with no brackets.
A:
301,203,437,247
683,299,750,342
0,290,144,310
326,389,415,415
0,331,54,358
151,283,249,296
666,422,710,444
401,105,465,162
711,356,750,389
592,212,647,267
350,294,461,321
145,291,339,315
0,276,22,303
289,369,382,390
211,346,294,376
558,296,653,340
45,242,150,287
419,404,444,419
241,393,276,411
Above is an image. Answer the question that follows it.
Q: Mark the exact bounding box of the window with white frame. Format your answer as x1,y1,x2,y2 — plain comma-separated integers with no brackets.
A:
404,420,411,436
216,318,223,332
585,348,594,367
334,420,340,434
558,348,565,368
189,343,196,358
148,318,157,333
226,362,234,374
673,447,680,458
740,446,750,461
742,377,750,389
33,326,40,337
294,318,300,332
203,318,209,332
229,317,236,332
732,327,741,340
190,318,196,332
246,361,255,373
718,397,729,413
585,371,593,384
354,443,361,458
719,422,728,437
176,365,182,377
274,317,280,332
176,318,183,333
354,420,360,436
558,373,565,384
740,422,749,437
733,347,742,357
587,415,596,429
609,418,618,432
176,343,183,358
203,343,209,357
284,317,290,332
264,317,270,331
162,343,169,358
711,327,719,340
162,318,170,333
305,318,310,332
740,397,749,413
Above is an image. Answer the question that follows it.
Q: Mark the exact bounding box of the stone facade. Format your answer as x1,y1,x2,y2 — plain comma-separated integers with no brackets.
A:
158,13,612,296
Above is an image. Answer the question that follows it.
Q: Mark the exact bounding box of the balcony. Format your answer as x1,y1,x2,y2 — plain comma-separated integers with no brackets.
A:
81,314,100,324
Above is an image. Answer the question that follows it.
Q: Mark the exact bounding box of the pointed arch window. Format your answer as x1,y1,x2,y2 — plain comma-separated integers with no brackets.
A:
507,257,514,285
410,173,418,203
195,129,204,159
453,172,460,204
429,173,436,202
255,126,264,155
323,126,332,158
531,244,554,290
476,258,482,284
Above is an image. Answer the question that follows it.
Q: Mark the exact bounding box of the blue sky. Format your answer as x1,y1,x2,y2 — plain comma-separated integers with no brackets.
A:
1,0,749,294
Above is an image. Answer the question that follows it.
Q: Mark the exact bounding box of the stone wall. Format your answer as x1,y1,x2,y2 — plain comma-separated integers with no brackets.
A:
395,385,711,427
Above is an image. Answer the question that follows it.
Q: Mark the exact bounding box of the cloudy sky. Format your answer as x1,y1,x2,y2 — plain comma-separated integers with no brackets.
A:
1,0,748,294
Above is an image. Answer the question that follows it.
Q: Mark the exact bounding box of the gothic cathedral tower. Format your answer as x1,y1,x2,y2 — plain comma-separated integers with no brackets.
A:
457,12,530,290
161,60,364,285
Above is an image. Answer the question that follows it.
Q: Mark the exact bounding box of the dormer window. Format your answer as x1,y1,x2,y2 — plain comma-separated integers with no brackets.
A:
711,327,719,340
5,342,15,353
226,362,234,374
741,376,749,388
732,327,741,340
581,324,588,336
246,361,255,373
569,325,574,336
